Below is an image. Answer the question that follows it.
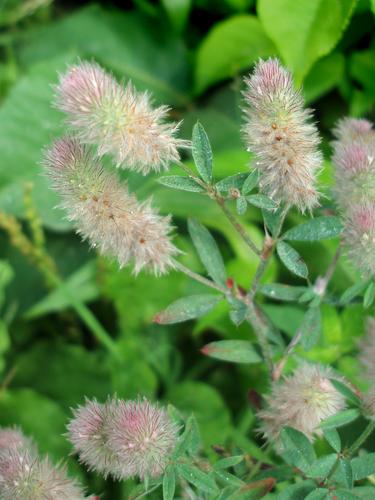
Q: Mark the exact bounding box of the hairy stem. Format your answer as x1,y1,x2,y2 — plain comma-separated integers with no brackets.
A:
273,244,342,380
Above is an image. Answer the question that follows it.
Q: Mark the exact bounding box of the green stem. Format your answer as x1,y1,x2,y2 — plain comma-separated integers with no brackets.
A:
173,260,227,294
246,301,274,375
348,420,375,456
46,271,120,359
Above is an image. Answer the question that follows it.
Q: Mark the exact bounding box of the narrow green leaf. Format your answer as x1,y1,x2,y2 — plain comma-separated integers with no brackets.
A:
330,379,361,406
163,466,176,500
340,280,370,305
192,122,213,183
331,490,359,500
236,196,247,215
188,218,227,286
280,426,316,473
215,173,248,193
154,294,222,324
177,464,218,493
283,216,343,241
339,458,353,489
262,207,283,236
201,340,261,364
242,171,259,195
246,194,278,210
300,306,321,350
158,175,205,193
306,454,337,479
364,282,375,308
260,283,308,302
352,452,375,480
277,241,309,279
278,480,316,500
214,455,244,470
320,409,360,430
323,428,341,453
161,0,191,32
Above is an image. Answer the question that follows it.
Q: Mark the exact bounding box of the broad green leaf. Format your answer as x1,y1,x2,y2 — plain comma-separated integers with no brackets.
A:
260,283,308,302
214,456,244,470
215,173,249,193
0,389,69,459
330,379,361,406
242,171,259,195
300,306,322,350
161,0,191,32
320,409,360,429
307,454,337,478
331,491,360,500
188,218,227,286
283,216,343,241
201,340,261,364
277,241,308,279
350,49,375,94
154,294,223,324
236,196,247,215
340,280,370,305
258,0,357,83
192,122,213,183
177,464,218,493
339,458,353,489
168,382,232,447
323,428,341,452
158,175,205,193
195,15,275,93
163,466,176,500
246,194,278,210
18,5,191,105
304,52,345,104
280,427,316,473
305,489,330,500
352,452,375,480
364,282,375,308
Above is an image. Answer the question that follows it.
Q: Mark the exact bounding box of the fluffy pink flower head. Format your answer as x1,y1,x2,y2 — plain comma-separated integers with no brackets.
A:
55,61,187,174
343,202,375,275
257,363,346,442
43,137,178,275
0,428,34,455
0,449,85,500
358,317,375,380
67,398,120,478
332,117,375,208
67,397,178,481
108,398,179,480
243,58,322,212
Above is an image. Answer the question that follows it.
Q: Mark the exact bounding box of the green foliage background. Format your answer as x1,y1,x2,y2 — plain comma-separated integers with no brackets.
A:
0,0,374,497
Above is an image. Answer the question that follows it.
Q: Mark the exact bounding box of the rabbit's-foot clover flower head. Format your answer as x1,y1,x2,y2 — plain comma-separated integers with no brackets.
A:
359,317,375,380
68,397,178,481
257,363,346,442
363,386,375,418
55,61,188,174
43,137,178,275
343,202,375,276
0,428,35,456
243,58,322,212
0,449,85,500
67,398,120,478
332,118,375,208
108,398,179,480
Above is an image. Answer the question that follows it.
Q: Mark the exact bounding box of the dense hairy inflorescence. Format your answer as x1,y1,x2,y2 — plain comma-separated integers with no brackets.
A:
0,428,85,500
332,117,375,209
359,317,375,380
243,58,322,212
332,117,375,275
55,61,187,174
257,364,346,442
43,137,178,274
67,397,178,481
